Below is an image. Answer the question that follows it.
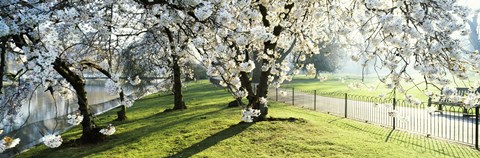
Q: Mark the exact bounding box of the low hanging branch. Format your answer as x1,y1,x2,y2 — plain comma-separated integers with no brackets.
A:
80,60,128,120
79,60,126,100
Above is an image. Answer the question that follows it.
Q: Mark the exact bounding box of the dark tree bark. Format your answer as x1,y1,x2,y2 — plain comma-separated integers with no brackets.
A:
251,60,262,83
172,54,186,110
240,72,255,104
253,59,272,121
116,105,127,120
116,91,127,121
53,58,103,143
0,42,6,94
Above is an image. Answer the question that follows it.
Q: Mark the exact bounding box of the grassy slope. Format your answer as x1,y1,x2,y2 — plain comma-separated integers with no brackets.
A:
18,80,479,158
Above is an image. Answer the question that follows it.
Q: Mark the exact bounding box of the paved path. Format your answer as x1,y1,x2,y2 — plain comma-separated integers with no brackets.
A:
268,88,478,146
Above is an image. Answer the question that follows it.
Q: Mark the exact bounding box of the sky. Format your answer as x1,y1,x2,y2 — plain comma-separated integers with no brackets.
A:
459,0,480,10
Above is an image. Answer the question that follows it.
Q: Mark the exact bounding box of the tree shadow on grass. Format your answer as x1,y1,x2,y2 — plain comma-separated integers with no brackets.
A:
26,105,231,158
327,117,345,123
331,120,480,158
169,122,253,158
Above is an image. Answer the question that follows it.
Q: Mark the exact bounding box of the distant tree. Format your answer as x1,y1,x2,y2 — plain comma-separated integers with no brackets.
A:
468,10,480,52
308,42,343,78
186,63,208,80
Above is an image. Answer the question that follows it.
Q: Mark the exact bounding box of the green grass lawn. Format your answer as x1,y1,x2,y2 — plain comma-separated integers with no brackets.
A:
282,74,438,101
17,80,480,158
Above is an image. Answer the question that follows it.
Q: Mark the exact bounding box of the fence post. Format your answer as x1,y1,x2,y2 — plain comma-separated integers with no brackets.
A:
292,87,295,105
476,106,479,150
314,90,317,111
292,87,295,106
276,88,278,101
344,93,347,118
393,91,397,130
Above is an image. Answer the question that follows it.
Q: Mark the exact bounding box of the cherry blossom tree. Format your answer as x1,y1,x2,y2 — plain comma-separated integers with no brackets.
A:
347,0,471,100
39,1,124,143
0,1,66,132
0,0,136,144
134,0,474,121
111,3,204,111
118,30,193,111
188,1,338,121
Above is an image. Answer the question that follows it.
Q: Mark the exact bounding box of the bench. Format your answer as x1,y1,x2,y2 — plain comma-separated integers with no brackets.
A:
428,87,480,116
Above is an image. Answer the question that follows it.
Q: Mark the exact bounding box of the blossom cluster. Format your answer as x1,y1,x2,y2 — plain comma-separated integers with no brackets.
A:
305,64,316,76
41,135,63,148
241,108,261,123
279,91,287,97
105,80,121,95
100,124,116,136
405,94,422,106
259,97,268,105
66,113,83,126
0,136,20,153
442,87,457,98
234,90,248,98
388,110,409,122
194,2,213,21
128,76,142,86
437,92,480,108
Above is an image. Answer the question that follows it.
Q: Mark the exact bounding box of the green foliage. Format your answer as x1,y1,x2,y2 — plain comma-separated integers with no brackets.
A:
17,80,477,158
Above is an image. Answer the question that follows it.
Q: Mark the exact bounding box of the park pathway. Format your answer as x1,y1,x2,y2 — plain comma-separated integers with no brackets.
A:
267,88,477,146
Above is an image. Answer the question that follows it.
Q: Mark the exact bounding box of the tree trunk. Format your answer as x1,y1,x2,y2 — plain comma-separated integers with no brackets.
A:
116,105,127,121
116,91,127,121
252,59,262,83
252,59,272,121
172,54,186,110
0,42,6,94
240,71,255,105
53,58,103,143
251,3,291,121
164,27,186,110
